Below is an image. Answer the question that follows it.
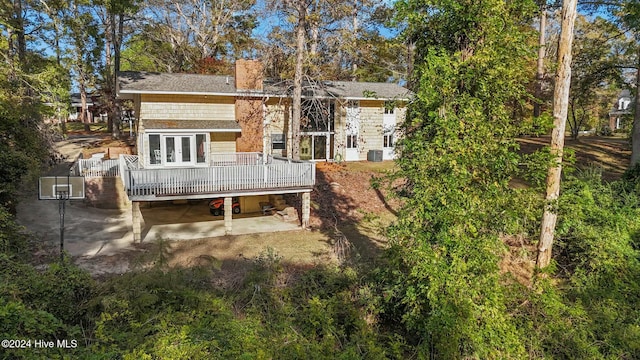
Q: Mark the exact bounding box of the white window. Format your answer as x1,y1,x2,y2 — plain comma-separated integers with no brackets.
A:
383,134,394,148
272,133,286,150
147,133,208,166
346,135,358,149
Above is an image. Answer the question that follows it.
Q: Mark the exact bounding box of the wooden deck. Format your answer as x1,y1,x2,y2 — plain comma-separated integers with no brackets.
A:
118,153,315,201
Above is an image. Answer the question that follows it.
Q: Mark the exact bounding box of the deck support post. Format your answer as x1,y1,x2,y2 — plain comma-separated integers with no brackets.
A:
302,192,310,229
224,197,233,234
132,201,142,242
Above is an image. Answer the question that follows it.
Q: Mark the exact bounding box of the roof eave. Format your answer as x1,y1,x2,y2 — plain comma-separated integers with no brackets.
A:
119,90,240,97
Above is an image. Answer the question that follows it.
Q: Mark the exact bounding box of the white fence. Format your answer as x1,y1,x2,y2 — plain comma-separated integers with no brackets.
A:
74,158,120,177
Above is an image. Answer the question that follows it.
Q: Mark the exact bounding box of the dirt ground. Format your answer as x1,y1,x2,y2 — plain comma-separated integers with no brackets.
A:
24,134,632,277
518,136,631,181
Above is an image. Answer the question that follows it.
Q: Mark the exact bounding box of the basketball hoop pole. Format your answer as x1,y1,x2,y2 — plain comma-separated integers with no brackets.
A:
57,189,69,261
38,175,85,261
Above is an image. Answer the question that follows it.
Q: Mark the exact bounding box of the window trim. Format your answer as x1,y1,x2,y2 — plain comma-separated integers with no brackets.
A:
146,132,209,167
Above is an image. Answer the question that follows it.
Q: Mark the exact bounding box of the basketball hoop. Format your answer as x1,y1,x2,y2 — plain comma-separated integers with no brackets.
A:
39,176,85,260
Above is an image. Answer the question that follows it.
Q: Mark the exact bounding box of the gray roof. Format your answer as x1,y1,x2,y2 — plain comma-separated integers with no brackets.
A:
610,89,635,114
264,80,411,100
118,72,238,95
71,92,95,106
118,71,411,100
144,119,241,131
310,81,410,100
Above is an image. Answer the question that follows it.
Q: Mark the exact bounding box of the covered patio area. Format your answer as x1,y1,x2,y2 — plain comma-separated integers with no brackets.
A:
138,200,302,243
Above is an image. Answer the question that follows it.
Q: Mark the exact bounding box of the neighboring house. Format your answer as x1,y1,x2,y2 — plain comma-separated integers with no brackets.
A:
116,59,410,240
69,93,101,122
609,90,633,131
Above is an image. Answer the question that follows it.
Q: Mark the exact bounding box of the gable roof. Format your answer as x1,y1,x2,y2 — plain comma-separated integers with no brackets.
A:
118,71,239,98
610,89,634,115
118,71,411,101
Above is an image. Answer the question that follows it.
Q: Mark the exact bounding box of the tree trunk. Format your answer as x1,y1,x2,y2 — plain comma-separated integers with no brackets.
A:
569,100,578,140
106,11,114,136
537,0,578,269
112,13,123,139
14,0,26,66
291,3,306,161
79,80,91,132
351,1,359,81
534,5,547,118
631,48,640,167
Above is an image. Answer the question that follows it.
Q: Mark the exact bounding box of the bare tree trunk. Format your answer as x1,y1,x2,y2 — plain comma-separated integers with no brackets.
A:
351,1,358,81
406,41,415,90
106,11,114,135
534,5,547,118
631,49,640,167
537,0,578,269
79,80,91,132
291,2,306,161
569,100,579,140
112,13,123,139
309,0,319,57
14,0,26,65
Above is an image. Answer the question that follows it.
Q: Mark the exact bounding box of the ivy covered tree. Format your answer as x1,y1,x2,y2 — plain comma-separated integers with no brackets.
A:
380,0,538,357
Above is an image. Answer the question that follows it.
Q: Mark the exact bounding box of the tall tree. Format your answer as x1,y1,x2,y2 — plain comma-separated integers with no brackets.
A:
566,16,623,139
131,0,257,73
584,0,640,167
265,0,316,160
62,0,103,132
94,0,138,138
537,0,578,269
382,0,537,356
263,0,404,159
534,2,548,118
623,0,640,166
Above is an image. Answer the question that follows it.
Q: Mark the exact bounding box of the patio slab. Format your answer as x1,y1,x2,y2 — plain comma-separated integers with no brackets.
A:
16,196,301,258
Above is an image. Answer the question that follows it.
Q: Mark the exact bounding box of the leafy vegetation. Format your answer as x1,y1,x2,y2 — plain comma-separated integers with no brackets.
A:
2,0,640,358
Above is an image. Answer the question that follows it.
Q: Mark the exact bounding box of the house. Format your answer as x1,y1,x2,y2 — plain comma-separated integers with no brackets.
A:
262,79,411,162
69,92,103,122
116,60,410,240
609,89,633,131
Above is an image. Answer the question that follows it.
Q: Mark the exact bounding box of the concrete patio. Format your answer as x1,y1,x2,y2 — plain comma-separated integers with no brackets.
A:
16,196,301,258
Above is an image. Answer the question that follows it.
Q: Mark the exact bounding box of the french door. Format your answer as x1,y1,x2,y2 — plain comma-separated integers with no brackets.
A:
164,136,192,165
148,133,208,167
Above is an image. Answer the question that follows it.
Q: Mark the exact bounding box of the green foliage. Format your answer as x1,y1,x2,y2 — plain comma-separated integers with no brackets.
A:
86,255,394,359
1,258,95,325
378,0,538,357
0,207,31,260
0,53,62,213
508,171,640,358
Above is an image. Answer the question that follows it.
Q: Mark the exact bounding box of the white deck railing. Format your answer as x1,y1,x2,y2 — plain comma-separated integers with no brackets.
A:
75,158,120,177
210,152,262,166
118,153,315,198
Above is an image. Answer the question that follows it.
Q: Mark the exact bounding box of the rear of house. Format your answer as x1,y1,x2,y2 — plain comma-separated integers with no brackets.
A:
113,59,410,240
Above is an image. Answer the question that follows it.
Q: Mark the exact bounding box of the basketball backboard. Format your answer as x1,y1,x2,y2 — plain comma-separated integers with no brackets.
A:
39,176,85,200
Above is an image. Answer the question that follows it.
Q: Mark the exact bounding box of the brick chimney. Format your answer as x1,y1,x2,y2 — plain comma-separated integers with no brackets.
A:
235,59,264,152
235,59,263,91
